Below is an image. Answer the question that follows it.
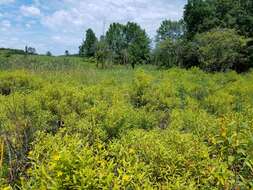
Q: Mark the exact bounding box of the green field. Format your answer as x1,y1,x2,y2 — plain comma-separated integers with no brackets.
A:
0,55,252,189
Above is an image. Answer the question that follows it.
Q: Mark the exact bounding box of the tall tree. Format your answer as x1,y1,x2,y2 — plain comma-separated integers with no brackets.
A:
46,51,52,56
156,19,185,42
79,29,97,57
184,0,215,39
25,46,37,55
95,36,112,68
105,22,150,67
105,23,126,63
125,22,150,67
65,50,69,56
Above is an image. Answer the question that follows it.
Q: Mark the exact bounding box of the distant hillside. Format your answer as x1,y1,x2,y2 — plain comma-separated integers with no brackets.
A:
0,48,26,56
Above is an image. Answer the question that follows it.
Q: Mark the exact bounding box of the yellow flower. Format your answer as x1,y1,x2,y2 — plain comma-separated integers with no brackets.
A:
122,175,131,182
57,171,63,177
53,154,60,161
129,148,135,154
220,127,227,138
2,186,12,190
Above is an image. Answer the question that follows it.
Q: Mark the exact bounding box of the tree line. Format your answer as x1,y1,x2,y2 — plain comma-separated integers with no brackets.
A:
79,22,150,69
79,0,253,72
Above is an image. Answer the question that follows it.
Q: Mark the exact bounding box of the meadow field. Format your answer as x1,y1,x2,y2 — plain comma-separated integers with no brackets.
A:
0,55,252,189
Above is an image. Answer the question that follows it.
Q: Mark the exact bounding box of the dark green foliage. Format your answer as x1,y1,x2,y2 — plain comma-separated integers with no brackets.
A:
246,39,253,68
105,22,150,66
182,0,253,72
46,51,52,56
192,28,249,72
184,0,215,39
106,23,126,63
25,46,37,55
79,29,98,57
65,50,69,56
125,22,150,66
184,0,253,39
0,48,26,56
179,40,200,69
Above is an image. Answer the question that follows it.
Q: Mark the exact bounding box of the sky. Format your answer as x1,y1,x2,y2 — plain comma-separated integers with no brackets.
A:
0,0,187,55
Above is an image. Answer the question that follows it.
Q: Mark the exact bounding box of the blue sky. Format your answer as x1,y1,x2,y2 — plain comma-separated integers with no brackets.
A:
0,0,187,55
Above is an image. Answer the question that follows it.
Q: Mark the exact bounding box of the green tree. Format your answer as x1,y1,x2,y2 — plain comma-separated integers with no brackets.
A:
245,39,253,71
105,22,150,67
25,46,37,55
184,0,253,38
193,28,248,72
179,40,200,69
184,0,216,39
95,36,112,69
105,23,126,63
153,39,179,68
80,29,97,57
125,22,150,68
46,51,52,56
156,19,185,42
214,0,253,37
65,50,69,56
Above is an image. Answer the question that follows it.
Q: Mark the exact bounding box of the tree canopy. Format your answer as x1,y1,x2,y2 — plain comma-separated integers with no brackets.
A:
79,28,98,57
193,28,249,72
156,19,185,42
105,22,150,66
184,0,253,39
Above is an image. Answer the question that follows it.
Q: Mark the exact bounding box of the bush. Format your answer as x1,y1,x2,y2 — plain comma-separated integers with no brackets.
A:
21,131,153,189
193,28,249,72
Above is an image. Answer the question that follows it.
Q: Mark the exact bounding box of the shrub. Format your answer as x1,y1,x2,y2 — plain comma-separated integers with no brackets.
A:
0,66,253,189
21,131,153,189
193,28,249,72
110,129,234,189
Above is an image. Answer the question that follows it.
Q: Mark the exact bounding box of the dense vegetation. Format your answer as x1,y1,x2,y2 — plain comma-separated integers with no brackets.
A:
77,0,253,72
0,54,252,189
0,0,253,189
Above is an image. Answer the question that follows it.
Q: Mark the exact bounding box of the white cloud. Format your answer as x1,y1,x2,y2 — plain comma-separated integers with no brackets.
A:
0,20,11,31
42,10,81,29
41,0,186,37
0,0,186,55
0,0,15,5
51,35,80,46
20,5,41,17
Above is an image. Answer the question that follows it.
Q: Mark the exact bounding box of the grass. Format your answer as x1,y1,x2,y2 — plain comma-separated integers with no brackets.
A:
0,54,159,85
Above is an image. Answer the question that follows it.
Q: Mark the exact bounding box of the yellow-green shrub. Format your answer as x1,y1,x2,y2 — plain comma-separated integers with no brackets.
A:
0,67,253,189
